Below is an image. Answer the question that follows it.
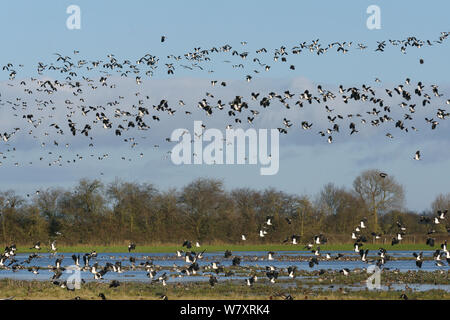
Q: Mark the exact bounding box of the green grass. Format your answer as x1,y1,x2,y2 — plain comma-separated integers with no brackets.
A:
13,243,436,254
0,279,448,300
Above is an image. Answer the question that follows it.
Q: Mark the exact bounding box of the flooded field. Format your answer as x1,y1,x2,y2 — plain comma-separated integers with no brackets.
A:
1,250,448,293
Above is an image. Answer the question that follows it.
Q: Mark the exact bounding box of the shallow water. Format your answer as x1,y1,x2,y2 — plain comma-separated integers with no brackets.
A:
1,250,448,291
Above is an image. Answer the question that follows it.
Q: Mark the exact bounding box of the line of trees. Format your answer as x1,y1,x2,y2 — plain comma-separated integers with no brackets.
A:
0,169,448,246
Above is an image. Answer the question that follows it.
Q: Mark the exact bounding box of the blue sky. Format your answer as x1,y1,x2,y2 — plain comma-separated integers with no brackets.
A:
0,0,449,212
1,0,449,81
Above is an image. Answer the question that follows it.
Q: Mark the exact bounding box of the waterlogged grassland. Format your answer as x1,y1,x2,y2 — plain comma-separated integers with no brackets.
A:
299,269,450,285
0,266,448,300
0,279,449,300
220,269,450,285
14,243,436,254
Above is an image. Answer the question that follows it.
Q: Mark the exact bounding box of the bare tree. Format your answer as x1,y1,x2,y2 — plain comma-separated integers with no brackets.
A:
353,169,404,232
430,193,450,233
431,193,450,213
179,178,226,241
317,183,345,217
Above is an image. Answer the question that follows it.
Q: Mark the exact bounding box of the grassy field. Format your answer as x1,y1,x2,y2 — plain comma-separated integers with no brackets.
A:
0,279,448,300
12,243,438,254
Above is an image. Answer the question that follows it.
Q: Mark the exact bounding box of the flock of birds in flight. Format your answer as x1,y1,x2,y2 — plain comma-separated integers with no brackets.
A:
0,32,449,173
0,32,449,298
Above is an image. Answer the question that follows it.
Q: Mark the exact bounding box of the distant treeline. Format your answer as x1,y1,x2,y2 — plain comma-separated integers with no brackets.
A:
0,169,448,246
